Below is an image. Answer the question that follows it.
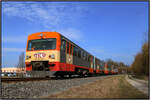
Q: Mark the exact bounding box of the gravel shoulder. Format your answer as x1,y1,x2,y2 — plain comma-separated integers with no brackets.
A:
1,75,111,98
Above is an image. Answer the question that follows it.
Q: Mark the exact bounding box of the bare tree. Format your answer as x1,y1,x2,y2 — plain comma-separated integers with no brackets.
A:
142,32,148,43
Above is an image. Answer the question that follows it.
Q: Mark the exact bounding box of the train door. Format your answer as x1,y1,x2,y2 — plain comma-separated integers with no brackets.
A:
93,56,96,71
60,39,66,63
104,63,108,74
66,42,73,71
90,56,93,69
69,44,73,65
101,62,105,73
112,65,114,74
93,57,96,71
97,60,100,72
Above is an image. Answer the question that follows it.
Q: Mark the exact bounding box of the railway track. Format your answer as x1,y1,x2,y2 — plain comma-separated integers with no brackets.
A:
1,74,108,83
1,75,81,83
1,77,52,83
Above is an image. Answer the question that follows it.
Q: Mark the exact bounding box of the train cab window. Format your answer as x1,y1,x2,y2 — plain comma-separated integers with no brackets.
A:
27,38,56,51
61,40,66,52
67,42,69,54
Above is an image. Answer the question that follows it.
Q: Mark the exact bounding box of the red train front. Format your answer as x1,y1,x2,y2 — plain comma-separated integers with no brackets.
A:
25,32,62,77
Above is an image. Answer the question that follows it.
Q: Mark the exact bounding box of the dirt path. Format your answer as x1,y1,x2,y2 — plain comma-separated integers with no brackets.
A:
126,75,148,96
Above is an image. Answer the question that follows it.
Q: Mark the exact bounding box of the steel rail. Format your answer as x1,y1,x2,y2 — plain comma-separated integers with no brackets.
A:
1,77,52,83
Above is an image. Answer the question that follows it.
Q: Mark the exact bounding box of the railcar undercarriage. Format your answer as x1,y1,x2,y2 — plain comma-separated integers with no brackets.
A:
32,61,49,71
26,61,56,77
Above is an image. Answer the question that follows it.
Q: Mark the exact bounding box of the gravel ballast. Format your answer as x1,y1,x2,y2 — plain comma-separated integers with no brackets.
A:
1,76,111,98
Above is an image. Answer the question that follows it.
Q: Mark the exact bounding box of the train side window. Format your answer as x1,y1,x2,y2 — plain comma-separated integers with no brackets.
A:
76,47,78,56
86,54,88,61
73,46,75,55
73,46,75,56
83,52,85,60
78,49,81,58
73,46,77,56
67,42,69,54
61,40,66,52
73,47,75,56
86,54,89,61
70,45,73,55
83,52,86,60
95,59,97,66
84,53,86,60
81,50,83,59
88,55,91,62
82,51,84,59
87,55,89,61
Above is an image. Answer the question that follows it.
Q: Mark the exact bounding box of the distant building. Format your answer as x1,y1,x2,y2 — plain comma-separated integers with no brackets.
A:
1,67,26,73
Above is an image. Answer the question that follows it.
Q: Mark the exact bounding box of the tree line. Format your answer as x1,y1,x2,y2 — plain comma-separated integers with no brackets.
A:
105,59,129,74
130,42,149,76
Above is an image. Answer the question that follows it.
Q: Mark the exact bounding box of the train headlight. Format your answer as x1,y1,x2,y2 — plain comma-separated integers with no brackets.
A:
26,55,31,59
49,54,55,59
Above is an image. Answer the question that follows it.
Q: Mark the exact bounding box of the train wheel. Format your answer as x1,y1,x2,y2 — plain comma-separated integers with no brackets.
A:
69,74,72,78
45,76,50,78
60,75,64,79
88,73,93,77
55,75,59,79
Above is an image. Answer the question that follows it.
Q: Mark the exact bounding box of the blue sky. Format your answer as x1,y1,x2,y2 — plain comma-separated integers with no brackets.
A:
2,2,148,67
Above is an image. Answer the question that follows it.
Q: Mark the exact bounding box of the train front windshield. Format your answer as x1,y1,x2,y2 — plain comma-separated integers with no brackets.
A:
27,38,56,51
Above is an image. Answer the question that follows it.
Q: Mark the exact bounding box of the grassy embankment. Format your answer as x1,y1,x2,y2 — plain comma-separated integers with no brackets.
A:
132,75,148,81
46,75,148,98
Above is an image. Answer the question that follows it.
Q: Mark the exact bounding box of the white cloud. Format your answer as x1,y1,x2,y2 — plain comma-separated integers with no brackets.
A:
2,2,88,29
2,36,27,43
2,2,89,41
2,48,25,52
58,28,83,41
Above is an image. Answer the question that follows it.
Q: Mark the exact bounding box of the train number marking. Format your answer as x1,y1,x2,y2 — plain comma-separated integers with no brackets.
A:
34,53,46,58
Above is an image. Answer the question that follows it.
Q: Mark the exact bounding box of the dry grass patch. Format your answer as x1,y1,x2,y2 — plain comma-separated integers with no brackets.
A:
46,75,148,98
132,75,149,81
